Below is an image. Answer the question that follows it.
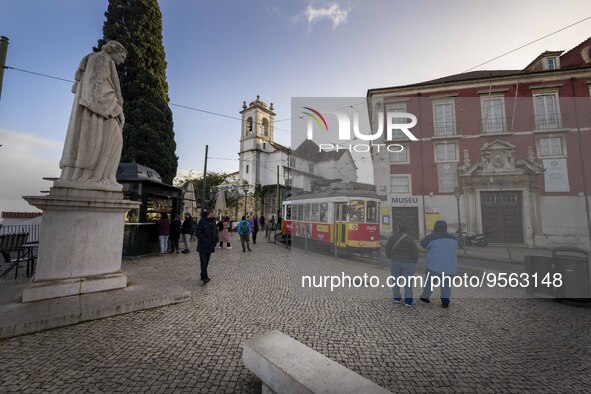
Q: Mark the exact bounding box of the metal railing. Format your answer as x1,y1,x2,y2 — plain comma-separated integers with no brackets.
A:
432,120,457,137
481,118,507,134
534,113,563,130
0,224,40,243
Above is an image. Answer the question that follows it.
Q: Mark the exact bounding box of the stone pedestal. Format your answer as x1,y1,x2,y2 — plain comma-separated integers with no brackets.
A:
22,187,140,303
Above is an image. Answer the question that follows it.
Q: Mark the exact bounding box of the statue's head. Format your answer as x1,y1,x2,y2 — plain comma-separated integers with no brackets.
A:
102,41,127,65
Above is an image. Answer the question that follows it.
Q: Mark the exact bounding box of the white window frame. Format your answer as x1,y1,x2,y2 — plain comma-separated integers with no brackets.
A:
434,142,459,163
533,92,561,130
385,103,407,140
537,136,566,158
480,95,507,134
544,57,560,70
389,144,409,164
432,99,456,137
390,174,411,194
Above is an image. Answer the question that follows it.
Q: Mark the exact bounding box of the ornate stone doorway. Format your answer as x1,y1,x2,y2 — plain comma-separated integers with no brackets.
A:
459,140,544,246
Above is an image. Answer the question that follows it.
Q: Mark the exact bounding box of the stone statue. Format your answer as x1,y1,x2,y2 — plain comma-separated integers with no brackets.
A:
58,41,127,190
527,146,536,163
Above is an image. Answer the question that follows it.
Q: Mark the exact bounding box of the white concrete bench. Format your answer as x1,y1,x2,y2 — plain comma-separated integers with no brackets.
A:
242,330,392,394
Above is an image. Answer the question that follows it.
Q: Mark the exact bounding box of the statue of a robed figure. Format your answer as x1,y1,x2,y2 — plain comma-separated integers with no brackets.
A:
22,41,140,303
57,40,127,191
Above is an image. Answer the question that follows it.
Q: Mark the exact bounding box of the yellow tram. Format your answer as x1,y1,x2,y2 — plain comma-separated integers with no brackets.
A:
281,186,383,256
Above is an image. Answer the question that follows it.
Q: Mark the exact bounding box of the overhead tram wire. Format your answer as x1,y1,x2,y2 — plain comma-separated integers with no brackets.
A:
3,65,299,133
2,65,518,140
3,66,74,83
463,15,591,72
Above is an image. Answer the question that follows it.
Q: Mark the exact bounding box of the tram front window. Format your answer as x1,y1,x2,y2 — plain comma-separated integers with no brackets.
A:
366,201,378,223
349,200,365,223
286,205,291,219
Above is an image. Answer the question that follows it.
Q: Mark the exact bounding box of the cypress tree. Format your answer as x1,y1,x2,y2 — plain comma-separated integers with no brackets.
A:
97,0,178,184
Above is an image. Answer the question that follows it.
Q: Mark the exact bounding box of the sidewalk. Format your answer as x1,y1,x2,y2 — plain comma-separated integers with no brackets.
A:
456,244,553,264
0,240,589,392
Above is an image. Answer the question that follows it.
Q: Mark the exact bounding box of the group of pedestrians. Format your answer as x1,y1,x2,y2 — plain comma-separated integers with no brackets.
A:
156,210,276,284
385,220,458,308
155,212,195,255
235,214,273,252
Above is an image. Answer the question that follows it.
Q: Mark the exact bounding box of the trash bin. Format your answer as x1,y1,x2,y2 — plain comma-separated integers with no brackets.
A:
524,255,556,297
552,247,590,301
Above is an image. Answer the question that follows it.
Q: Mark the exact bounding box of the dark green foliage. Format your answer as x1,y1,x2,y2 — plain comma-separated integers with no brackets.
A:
187,172,240,212
97,0,178,183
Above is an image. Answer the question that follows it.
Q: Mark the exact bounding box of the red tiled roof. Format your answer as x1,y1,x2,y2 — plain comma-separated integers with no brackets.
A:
1,212,43,219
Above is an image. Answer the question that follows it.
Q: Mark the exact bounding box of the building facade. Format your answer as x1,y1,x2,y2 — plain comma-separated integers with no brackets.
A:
236,96,357,219
368,37,591,249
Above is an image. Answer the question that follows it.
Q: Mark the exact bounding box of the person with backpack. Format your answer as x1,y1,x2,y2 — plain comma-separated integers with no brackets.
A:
250,214,259,244
218,216,231,249
238,215,252,252
385,224,419,307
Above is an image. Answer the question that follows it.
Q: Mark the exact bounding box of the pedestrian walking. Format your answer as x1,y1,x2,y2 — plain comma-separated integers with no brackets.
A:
267,215,275,240
238,215,252,252
170,214,181,254
385,224,419,307
419,220,458,308
251,214,259,244
196,209,219,284
218,216,231,249
157,213,170,255
259,215,266,234
180,213,193,254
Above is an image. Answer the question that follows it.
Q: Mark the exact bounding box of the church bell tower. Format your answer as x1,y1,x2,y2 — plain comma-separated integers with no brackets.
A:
238,95,276,186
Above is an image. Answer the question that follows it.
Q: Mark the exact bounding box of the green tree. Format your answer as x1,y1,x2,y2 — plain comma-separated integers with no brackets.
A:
97,0,178,183
185,172,237,212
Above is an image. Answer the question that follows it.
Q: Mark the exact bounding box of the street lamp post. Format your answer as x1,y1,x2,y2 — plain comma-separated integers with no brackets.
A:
453,187,465,250
242,183,249,216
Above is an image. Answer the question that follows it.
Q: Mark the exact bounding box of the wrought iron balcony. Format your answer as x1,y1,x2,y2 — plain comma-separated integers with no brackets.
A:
481,118,507,134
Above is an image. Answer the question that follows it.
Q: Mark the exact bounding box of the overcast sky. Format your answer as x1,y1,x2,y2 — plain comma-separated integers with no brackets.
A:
1,0,591,213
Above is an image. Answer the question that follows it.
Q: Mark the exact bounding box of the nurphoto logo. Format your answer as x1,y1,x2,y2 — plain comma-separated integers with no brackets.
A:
302,106,418,153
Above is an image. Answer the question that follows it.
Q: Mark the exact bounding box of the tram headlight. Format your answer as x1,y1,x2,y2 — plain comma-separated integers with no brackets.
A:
370,236,375,241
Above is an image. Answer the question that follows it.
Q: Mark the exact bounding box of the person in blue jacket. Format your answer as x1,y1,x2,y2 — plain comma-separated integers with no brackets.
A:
419,220,458,308
237,215,252,252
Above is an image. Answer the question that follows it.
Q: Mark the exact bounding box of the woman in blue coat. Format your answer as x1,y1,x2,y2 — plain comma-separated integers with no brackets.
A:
419,220,458,308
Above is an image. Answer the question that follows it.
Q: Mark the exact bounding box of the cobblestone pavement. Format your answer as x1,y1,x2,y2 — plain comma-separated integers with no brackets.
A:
0,236,590,393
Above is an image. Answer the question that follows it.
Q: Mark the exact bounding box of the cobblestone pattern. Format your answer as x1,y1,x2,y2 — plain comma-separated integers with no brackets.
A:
0,236,589,393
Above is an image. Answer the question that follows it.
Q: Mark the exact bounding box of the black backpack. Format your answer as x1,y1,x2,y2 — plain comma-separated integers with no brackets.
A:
217,221,224,231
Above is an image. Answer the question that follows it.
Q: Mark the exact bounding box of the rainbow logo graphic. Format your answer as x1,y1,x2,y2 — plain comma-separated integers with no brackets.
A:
302,107,329,131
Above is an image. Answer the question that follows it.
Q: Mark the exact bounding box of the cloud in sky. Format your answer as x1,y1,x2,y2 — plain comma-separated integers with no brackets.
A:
305,3,349,29
0,129,62,213
264,5,281,18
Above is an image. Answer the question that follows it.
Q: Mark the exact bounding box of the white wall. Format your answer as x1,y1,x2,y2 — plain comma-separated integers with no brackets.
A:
536,196,591,249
